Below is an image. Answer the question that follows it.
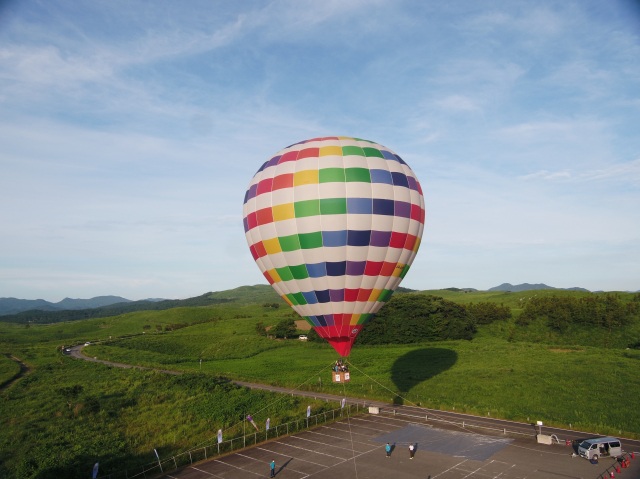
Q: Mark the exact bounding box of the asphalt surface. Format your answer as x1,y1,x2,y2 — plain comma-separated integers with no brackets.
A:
160,412,640,479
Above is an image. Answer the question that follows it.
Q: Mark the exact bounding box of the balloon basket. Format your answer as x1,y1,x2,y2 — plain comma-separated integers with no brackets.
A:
332,371,350,383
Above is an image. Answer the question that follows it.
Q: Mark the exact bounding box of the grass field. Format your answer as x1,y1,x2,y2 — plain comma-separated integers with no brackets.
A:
0,353,21,386
89,327,640,438
1,289,639,479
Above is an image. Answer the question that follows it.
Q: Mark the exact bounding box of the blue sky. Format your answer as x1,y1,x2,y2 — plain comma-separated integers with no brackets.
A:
1,0,639,301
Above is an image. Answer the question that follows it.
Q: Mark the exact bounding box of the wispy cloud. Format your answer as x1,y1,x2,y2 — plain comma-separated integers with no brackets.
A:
518,159,640,185
1,0,638,299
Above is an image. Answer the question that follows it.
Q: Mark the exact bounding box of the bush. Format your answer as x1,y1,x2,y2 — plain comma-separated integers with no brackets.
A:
270,319,296,339
357,294,476,345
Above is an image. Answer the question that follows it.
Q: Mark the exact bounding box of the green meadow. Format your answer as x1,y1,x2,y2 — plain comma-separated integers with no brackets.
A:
1,287,639,479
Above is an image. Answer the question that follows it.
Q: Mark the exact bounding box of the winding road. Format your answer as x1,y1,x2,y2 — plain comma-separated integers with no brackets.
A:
0,354,30,391
65,344,640,453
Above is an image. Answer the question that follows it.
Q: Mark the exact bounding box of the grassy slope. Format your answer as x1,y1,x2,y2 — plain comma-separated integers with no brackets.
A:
0,354,21,385
1,288,639,478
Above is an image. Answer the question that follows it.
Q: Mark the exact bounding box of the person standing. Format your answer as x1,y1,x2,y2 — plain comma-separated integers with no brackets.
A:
409,443,415,459
270,459,276,477
385,443,391,458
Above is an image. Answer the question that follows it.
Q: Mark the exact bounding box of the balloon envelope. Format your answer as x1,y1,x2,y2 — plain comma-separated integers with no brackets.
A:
243,136,425,356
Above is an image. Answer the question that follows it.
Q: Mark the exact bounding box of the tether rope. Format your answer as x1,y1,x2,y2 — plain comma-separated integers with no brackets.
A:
187,361,335,452
348,360,486,436
342,358,360,479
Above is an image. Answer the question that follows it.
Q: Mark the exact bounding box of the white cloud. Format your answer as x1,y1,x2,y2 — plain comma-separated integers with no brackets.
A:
1,0,638,299
436,94,480,112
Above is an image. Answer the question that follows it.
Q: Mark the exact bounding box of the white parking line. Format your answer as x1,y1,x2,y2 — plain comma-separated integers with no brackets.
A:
189,465,225,478
236,452,309,476
431,458,469,478
264,438,349,459
306,429,378,447
290,434,374,451
212,458,264,476
256,445,333,466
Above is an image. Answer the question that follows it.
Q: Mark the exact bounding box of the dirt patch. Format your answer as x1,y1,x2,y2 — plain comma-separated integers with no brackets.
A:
295,320,312,331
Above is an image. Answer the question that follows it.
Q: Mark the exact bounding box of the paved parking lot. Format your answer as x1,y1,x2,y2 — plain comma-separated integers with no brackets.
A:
163,412,640,479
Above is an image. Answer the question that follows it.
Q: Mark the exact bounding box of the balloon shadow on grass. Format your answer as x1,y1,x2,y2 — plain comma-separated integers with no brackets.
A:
391,348,457,405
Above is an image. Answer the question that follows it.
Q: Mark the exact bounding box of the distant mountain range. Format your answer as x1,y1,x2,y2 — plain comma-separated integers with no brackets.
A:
0,295,157,316
487,283,590,293
0,283,594,317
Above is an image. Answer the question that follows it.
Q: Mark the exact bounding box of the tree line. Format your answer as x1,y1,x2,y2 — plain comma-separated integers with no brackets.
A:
516,293,640,333
273,292,640,348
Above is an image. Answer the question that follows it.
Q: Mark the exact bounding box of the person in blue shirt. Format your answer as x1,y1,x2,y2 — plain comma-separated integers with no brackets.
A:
270,459,276,477
385,443,391,457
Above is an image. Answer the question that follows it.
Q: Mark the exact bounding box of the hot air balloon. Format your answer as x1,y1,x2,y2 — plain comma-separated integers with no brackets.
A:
243,136,425,358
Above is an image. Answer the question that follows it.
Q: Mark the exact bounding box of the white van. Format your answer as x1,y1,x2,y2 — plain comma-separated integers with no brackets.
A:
577,437,622,461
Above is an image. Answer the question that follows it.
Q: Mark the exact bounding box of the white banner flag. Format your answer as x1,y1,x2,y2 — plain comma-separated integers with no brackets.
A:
92,462,99,479
217,429,223,444
341,398,346,409
306,405,311,418
266,418,270,431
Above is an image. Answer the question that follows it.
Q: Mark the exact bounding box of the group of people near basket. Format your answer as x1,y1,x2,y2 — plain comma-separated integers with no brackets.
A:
333,359,349,372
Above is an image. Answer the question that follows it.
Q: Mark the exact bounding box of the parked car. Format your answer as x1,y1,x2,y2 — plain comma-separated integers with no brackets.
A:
298,335,308,341
578,437,622,461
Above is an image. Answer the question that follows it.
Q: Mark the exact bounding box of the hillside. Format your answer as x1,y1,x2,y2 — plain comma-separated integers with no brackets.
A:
487,282,589,292
0,287,278,324
0,295,133,316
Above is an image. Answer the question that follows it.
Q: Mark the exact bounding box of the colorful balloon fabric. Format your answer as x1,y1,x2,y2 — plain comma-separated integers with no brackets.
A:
243,136,425,357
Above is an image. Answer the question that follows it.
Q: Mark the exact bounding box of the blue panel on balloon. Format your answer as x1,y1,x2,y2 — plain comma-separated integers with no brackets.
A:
322,230,348,247
307,262,327,278
391,172,409,188
326,261,347,276
347,197,373,214
347,230,371,246
370,169,393,185
373,198,395,216
315,289,331,303
302,291,319,304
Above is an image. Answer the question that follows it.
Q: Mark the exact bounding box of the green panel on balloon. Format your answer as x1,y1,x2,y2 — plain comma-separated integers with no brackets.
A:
363,147,384,158
319,198,347,215
319,168,346,183
294,199,320,218
298,231,323,249
378,289,394,302
289,264,309,280
285,292,299,305
279,234,301,252
345,167,371,183
400,264,411,278
342,145,365,156
291,292,306,305
276,266,294,282
357,313,374,325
